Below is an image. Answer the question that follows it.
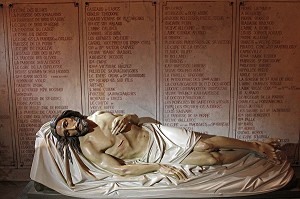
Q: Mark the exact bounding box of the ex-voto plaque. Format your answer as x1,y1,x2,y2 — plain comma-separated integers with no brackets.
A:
237,1,300,143
9,2,82,167
161,1,234,136
84,1,157,117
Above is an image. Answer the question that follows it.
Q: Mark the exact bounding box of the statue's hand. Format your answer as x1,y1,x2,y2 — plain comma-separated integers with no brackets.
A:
111,116,129,135
158,164,187,181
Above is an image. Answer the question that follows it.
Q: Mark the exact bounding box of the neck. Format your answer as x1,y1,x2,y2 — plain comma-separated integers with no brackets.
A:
84,119,99,134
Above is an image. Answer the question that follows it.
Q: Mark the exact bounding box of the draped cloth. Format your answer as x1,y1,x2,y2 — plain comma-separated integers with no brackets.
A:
30,122,294,198
131,124,202,164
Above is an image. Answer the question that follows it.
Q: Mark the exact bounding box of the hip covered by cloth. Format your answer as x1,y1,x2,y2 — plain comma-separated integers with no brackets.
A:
134,123,203,164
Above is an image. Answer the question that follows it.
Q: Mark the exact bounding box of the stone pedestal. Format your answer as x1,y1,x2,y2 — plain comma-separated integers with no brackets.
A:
23,177,300,199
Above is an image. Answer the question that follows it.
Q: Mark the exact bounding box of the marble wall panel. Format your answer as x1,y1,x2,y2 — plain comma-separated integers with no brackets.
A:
8,2,82,167
236,0,300,144
161,1,235,136
84,1,157,117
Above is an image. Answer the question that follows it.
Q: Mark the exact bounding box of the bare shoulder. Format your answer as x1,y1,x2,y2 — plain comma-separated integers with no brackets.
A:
80,137,105,154
90,111,116,121
93,111,115,116
80,130,114,154
88,111,117,130
80,140,96,157
80,140,105,163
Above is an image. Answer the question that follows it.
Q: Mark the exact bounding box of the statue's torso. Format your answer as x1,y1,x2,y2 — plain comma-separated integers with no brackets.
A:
80,112,149,161
105,125,149,160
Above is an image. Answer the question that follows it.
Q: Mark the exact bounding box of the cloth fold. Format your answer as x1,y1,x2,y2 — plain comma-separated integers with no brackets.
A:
133,124,202,164
30,122,294,198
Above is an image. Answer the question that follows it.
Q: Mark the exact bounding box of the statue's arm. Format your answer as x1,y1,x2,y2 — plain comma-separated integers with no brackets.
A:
81,142,186,180
111,113,140,135
95,111,140,125
82,141,158,175
91,111,140,135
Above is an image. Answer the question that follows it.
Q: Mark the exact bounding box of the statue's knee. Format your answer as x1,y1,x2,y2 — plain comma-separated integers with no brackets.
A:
209,152,223,165
206,156,218,165
195,140,212,152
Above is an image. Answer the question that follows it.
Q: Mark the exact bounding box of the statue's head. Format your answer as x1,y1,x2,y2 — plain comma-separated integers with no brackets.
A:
50,110,89,162
50,110,89,138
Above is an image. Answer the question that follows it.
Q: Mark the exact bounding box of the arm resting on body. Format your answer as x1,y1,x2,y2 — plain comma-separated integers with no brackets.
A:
111,113,140,135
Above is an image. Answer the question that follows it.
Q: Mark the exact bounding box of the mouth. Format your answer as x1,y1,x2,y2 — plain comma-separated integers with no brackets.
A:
75,118,89,135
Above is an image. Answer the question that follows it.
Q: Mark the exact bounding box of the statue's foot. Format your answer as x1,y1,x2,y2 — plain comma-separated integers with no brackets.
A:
252,141,280,164
263,138,281,150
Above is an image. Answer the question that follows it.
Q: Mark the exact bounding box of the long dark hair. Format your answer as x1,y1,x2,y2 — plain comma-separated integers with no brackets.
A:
50,110,85,163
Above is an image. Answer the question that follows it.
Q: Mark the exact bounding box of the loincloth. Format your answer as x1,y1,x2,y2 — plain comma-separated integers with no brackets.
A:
132,123,202,164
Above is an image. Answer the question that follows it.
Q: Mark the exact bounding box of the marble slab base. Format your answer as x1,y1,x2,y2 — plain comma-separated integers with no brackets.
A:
23,177,300,199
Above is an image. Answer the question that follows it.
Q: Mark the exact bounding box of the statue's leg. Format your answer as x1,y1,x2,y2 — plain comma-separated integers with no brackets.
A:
194,136,278,163
213,150,250,164
193,135,216,152
180,151,220,166
181,150,250,166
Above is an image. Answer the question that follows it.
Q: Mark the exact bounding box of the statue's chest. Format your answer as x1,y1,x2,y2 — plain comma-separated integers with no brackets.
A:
105,135,138,160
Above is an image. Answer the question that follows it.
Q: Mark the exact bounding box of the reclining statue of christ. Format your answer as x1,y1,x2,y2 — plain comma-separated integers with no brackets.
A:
30,109,293,197
49,110,280,181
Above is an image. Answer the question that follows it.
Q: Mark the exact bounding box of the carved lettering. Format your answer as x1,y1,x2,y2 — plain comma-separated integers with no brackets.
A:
162,2,232,134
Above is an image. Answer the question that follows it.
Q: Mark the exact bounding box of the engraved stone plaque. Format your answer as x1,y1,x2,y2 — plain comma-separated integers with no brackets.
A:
84,1,157,117
161,1,234,136
9,2,82,167
0,4,16,167
237,1,300,143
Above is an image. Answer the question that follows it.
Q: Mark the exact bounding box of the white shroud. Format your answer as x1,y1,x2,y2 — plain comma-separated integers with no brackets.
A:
30,122,294,198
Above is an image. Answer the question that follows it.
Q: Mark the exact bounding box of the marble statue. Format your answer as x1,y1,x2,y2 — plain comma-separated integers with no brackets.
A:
30,110,294,198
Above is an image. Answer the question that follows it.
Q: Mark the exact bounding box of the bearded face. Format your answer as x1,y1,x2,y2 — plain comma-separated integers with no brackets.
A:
74,117,89,136
55,116,89,137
